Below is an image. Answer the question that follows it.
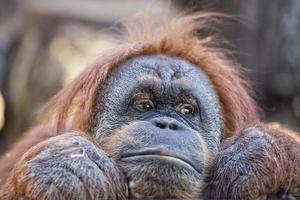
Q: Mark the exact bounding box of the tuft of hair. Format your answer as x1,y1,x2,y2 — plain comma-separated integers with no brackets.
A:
45,12,260,137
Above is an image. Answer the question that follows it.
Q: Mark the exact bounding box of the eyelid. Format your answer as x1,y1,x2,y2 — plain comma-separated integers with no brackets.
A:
177,97,198,108
132,92,152,101
134,98,153,105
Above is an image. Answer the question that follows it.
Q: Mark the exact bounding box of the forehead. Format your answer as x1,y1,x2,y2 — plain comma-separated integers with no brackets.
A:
110,54,212,86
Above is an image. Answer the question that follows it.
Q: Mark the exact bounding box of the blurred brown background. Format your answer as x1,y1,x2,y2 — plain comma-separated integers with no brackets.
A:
0,0,300,155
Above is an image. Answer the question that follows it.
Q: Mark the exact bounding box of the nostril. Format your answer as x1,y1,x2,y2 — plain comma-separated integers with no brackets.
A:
169,123,178,130
151,118,182,130
155,121,166,129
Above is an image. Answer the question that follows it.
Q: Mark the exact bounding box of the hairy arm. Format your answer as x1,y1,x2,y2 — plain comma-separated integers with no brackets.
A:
0,133,127,200
0,124,57,184
203,125,300,200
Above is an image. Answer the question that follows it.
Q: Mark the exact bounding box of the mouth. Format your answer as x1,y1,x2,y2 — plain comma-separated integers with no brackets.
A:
120,148,202,174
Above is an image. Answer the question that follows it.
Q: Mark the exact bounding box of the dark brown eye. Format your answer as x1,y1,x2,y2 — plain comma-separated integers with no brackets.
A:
134,99,154,112
177,104,195,116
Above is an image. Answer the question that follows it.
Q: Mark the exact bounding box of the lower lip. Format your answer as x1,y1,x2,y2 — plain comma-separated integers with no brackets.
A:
120,154,201,174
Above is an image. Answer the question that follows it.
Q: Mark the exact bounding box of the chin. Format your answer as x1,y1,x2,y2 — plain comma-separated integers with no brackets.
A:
119,155,203,199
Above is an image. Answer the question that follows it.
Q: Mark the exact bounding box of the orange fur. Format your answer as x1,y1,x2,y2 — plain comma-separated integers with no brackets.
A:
3,13,298,193
45,13,259,137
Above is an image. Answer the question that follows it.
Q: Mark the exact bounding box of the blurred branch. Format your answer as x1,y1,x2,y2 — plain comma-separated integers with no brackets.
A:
0,92,4,131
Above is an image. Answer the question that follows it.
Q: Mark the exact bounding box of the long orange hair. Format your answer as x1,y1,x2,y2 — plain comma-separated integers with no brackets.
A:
46,12,259,137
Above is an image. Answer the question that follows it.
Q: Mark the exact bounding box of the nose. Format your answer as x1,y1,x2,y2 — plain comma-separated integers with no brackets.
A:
150,117,183,131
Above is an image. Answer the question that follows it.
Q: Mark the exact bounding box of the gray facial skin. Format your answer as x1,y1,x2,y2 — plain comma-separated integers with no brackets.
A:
92,54,223,198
